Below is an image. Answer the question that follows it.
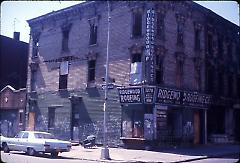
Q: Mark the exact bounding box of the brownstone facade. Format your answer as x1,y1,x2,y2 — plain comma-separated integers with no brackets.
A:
26,1,240,146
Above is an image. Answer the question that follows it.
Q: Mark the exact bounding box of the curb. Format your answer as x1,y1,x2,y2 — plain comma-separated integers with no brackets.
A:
177,152,240,163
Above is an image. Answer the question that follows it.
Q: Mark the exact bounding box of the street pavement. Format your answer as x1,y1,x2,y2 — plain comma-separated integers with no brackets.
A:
1,144,239,163
60,144,240,163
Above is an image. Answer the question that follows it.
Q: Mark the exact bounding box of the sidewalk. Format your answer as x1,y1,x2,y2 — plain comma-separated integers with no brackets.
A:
60,144,240,162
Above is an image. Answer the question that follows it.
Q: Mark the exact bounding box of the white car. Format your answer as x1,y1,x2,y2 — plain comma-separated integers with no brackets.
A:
1,131,71,157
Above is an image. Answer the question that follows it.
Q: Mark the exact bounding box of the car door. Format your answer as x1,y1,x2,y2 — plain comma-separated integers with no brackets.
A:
19,132,29,152
8,132,24,151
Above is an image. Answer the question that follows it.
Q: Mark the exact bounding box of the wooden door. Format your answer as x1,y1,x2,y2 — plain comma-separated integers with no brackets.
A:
28,112,35,131
194,111,200,144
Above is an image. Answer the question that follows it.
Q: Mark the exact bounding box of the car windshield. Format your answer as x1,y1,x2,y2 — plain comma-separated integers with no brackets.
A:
34,133,55,139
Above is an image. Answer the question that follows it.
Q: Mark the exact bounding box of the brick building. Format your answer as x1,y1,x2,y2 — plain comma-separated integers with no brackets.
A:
26,1,240,147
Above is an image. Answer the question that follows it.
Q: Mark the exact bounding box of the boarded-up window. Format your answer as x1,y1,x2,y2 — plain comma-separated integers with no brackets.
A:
130,52,142,85
59,61,68,90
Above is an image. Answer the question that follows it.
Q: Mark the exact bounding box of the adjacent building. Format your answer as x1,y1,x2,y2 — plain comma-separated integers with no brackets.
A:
0,33,28,136
26,1,240,147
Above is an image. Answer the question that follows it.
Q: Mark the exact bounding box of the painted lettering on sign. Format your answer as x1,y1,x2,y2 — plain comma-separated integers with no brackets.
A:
119,87,142,103
145,9,155,84
182,91,212,106
156,88,181,105
144,87,155,104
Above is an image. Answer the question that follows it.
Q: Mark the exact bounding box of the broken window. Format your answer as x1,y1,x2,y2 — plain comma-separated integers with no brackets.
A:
132,12,142,37
32,42,39,57
130,52,142,85
59,61,69,90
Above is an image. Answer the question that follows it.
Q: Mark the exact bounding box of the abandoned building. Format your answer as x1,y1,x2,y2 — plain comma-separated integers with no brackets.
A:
26,1,240,147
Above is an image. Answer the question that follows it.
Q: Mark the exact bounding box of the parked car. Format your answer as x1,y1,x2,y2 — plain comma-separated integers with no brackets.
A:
0,134,8,149
1,131,71,157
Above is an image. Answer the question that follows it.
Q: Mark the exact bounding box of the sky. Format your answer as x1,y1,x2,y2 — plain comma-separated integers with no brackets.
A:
1,1,239,43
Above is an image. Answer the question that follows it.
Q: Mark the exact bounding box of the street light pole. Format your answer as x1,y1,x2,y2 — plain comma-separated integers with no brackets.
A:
101,1,110,160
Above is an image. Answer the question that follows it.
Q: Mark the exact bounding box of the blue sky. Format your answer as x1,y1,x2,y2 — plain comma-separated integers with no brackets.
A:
1,1,239,43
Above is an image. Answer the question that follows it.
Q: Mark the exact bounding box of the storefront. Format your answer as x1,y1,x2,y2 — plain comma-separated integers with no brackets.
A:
118,86,212,148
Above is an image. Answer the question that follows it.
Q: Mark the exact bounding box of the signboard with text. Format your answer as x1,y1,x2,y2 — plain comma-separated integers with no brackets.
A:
145,9,155,84
155,87,181,105
143,86,155,104
118,86,213,108
118,87,142,104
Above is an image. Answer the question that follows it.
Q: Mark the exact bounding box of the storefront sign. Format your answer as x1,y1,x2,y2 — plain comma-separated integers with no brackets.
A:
145,9,155,84
182,91,212,107
119,86,213,108
118,87,142,104
143,87,155,104
156,87,181,105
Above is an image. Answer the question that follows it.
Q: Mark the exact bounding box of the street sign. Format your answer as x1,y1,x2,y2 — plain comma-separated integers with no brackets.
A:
101,83,114,90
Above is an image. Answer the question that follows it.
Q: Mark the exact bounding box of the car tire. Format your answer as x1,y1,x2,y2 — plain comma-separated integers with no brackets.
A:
51,151,59,158
3,143,10,153
27,148,35,156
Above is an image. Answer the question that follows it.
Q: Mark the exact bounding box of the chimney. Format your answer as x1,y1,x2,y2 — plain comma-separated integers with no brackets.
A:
13,32,20,40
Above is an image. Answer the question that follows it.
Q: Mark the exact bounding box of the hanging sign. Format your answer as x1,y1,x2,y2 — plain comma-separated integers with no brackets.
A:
145,9,155,84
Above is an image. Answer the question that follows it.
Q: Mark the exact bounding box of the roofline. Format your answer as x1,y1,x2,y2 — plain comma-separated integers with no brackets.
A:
0,85,26,93
192,1,239,28
27,1,239,29
27,1,94,25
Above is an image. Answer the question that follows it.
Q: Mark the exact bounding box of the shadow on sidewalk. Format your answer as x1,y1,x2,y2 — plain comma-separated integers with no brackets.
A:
149,144,240,159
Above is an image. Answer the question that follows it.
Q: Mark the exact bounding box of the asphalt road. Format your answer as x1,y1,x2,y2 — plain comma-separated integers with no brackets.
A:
0,151,95,163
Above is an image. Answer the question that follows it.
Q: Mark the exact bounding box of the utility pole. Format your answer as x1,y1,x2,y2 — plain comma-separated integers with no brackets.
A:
101,1,111,160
